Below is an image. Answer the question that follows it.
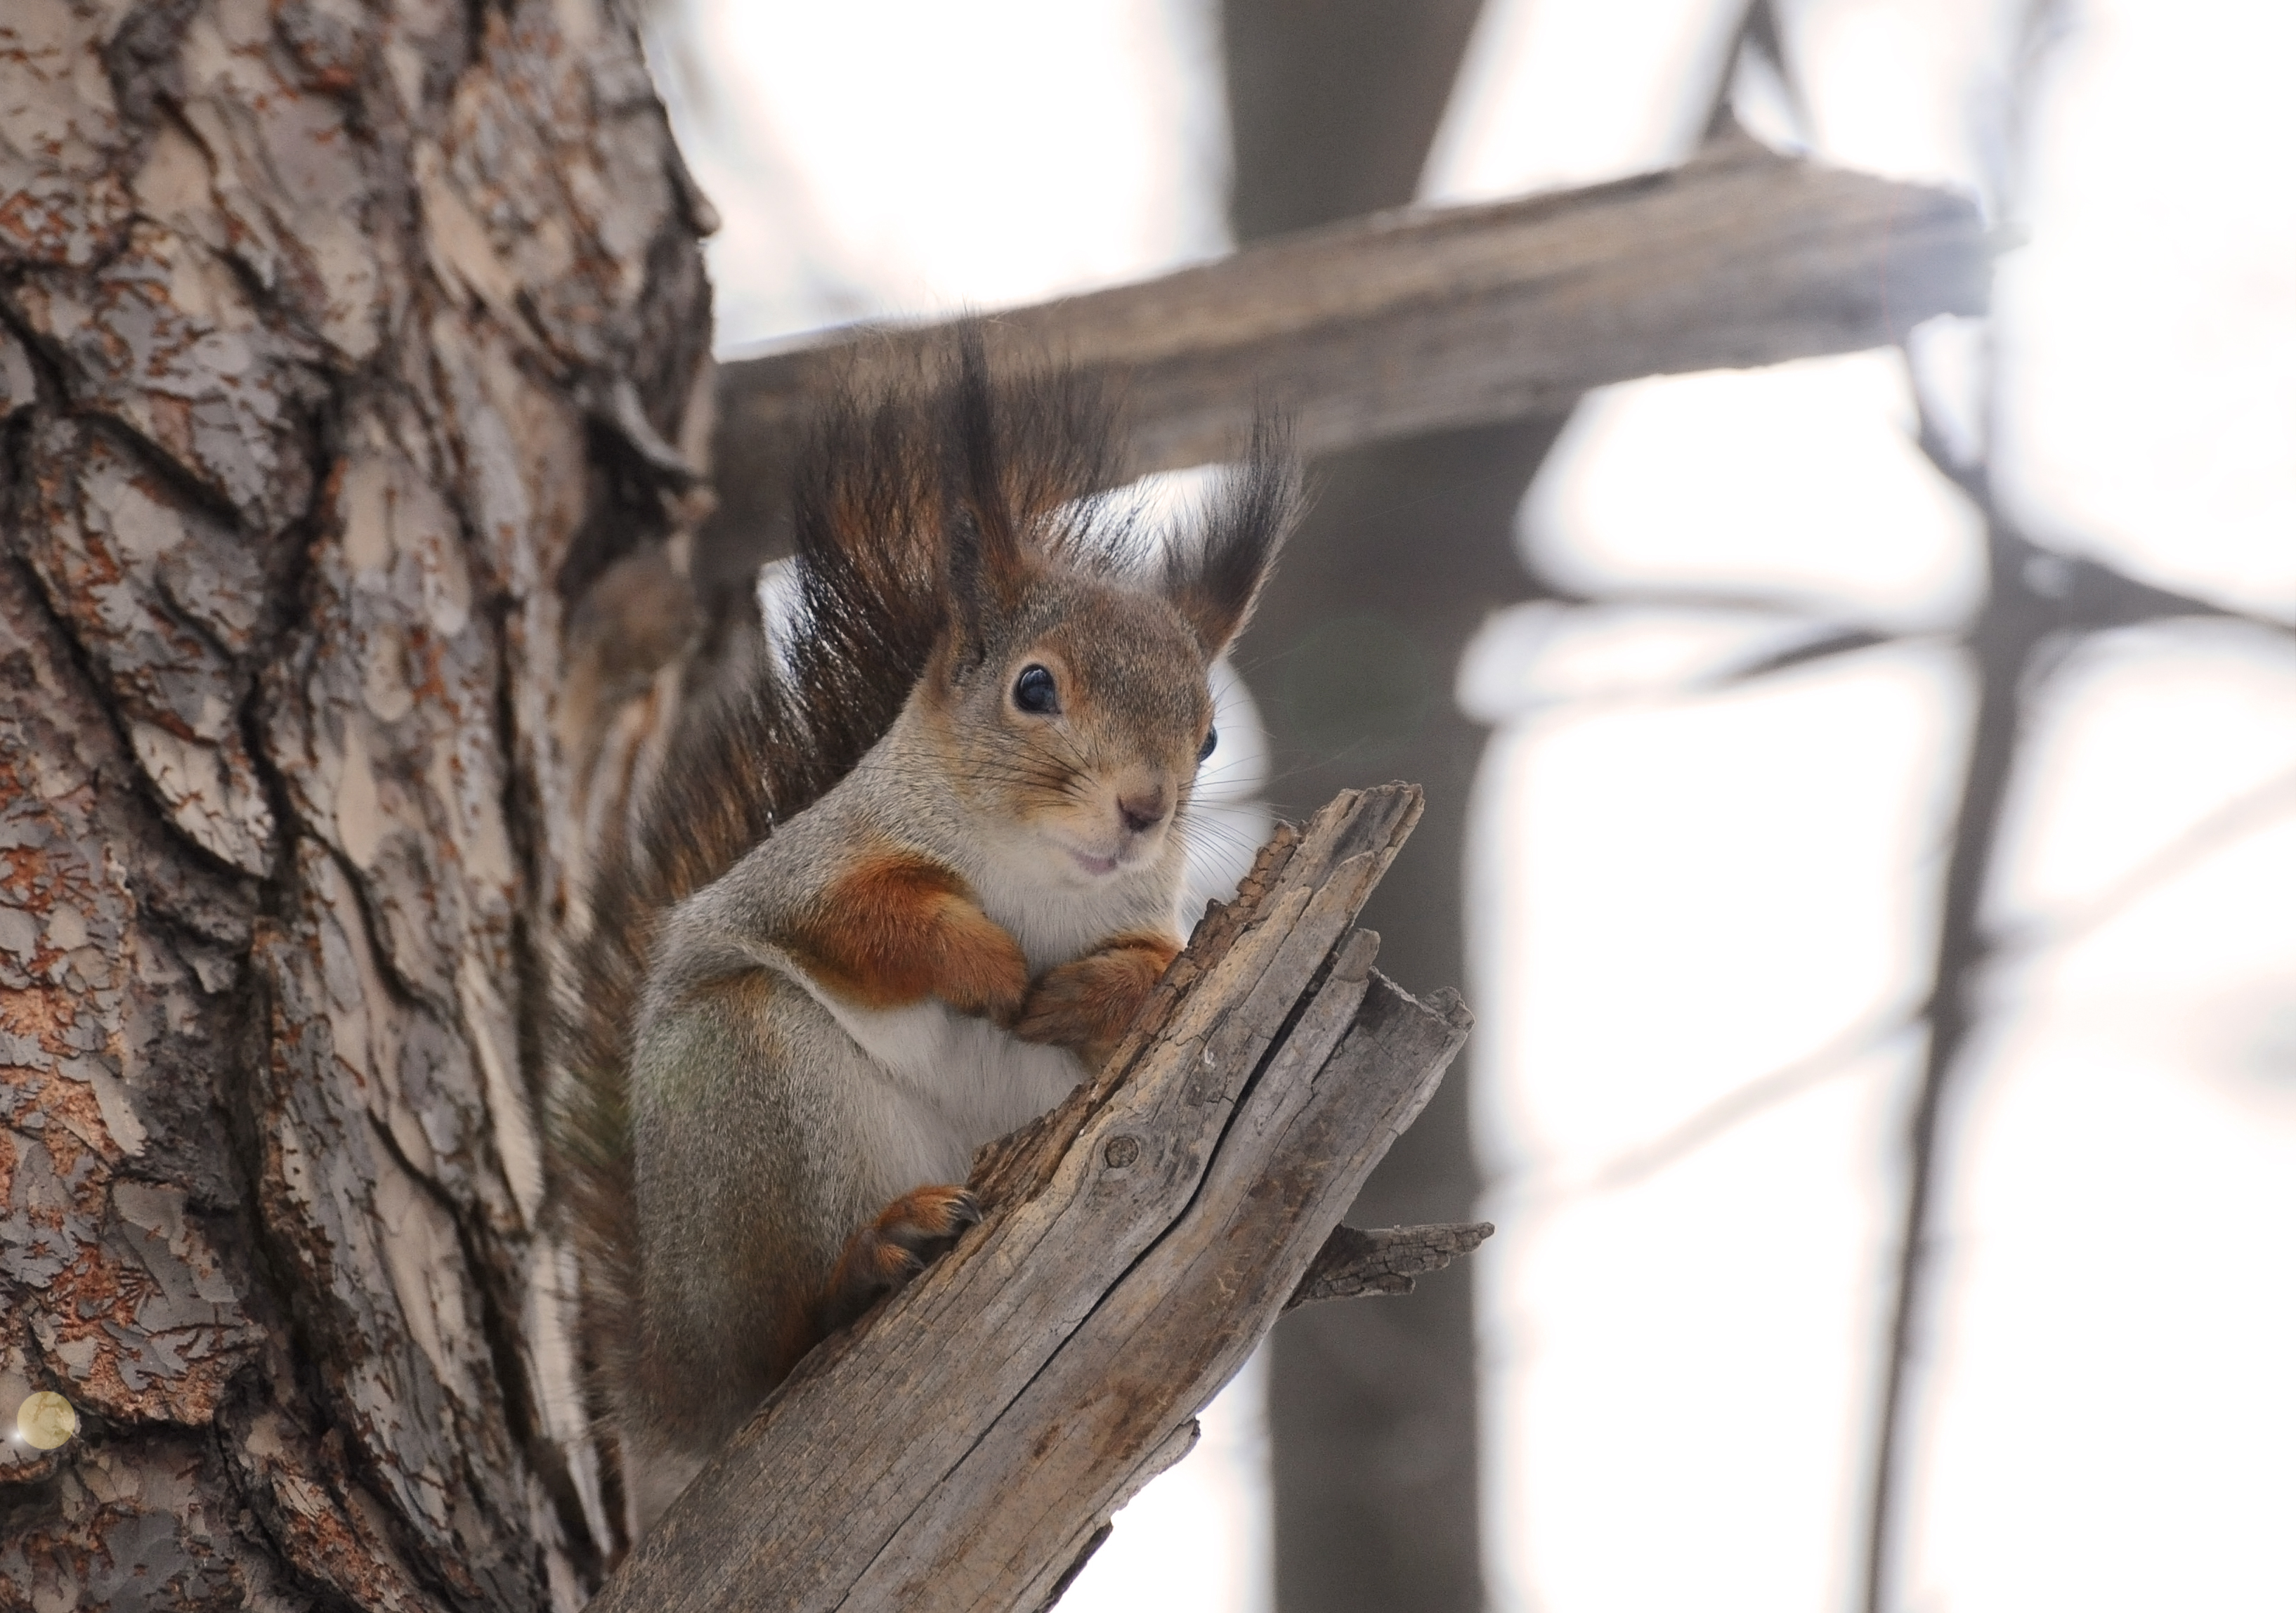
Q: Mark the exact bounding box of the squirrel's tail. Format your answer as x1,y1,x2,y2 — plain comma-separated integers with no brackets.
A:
545,331,1129,1503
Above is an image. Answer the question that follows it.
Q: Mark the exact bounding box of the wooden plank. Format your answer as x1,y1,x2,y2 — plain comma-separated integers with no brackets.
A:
587,785,1476,1612
701,136,1989,575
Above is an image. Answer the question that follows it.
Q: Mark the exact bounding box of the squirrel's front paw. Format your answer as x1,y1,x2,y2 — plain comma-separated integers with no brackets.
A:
1014,932,1181,1068
818,1184,982,1333
933,908,1031,1027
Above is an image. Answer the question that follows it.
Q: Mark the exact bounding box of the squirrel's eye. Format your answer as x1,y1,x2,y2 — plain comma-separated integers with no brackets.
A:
1013,664,1059,715
1198,726,1218,762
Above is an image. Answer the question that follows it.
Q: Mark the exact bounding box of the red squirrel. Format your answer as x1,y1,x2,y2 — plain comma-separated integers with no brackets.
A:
550,334,1299,1534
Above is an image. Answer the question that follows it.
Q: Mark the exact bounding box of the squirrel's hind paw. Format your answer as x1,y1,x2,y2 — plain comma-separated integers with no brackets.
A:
818,1184,982,1333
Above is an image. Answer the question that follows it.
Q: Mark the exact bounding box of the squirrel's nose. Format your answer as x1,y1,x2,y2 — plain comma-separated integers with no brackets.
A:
1117,785,1170,835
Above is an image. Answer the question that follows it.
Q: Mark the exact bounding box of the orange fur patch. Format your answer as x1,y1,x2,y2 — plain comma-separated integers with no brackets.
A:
780,849,1029,1020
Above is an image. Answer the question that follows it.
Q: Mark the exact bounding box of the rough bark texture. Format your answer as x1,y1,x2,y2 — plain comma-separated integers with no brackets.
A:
0,0,712,1606
585,786,1475,1613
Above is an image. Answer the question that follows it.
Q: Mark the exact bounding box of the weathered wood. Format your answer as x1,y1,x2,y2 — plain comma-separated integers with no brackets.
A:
1286,1221,1496,1310
701,135,1989,575
588,785,1477,1613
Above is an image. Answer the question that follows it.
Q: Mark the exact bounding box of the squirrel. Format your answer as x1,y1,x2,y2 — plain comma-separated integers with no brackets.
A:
549,333,1300,1536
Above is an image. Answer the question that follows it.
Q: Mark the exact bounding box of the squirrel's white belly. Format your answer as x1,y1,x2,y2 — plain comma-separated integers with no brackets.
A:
768,950,1082,1184
843,998,1081,1141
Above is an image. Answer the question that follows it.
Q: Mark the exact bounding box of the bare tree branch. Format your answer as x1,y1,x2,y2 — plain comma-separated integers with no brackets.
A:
1858,517,2034,1613
1855,450,2288,1613
1853,11,2271,1572
1583,1014,1922,1199
698,139,1990,588
1992,762,2296,961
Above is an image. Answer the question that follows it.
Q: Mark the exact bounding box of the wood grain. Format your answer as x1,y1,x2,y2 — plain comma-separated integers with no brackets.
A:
589,785,1478,1612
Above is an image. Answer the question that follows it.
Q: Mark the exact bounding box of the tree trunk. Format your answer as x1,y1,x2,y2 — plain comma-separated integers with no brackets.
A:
1220,5,1527,1608
0,0,710,1605
1247,418,1557,1613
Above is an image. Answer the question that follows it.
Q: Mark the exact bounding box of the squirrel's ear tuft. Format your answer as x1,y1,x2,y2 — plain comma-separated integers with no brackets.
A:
941,325,1038,662
1163,414,1301,659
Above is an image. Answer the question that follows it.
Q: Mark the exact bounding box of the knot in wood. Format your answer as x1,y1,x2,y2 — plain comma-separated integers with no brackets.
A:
1102,1135,1142,1170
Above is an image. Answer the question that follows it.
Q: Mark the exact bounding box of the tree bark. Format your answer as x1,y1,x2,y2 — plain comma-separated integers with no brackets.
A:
0,0,710,1605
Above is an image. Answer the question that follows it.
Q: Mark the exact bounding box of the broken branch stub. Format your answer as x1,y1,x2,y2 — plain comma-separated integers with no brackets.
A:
1286,1220,1496,1310
589,784,1478,1612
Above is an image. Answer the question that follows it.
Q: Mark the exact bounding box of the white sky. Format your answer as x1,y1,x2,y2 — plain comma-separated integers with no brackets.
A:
655,1,2296,1609
654,0,1226,350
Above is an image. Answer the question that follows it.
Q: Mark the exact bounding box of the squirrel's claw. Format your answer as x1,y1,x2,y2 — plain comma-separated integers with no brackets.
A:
818,1184,981,1333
